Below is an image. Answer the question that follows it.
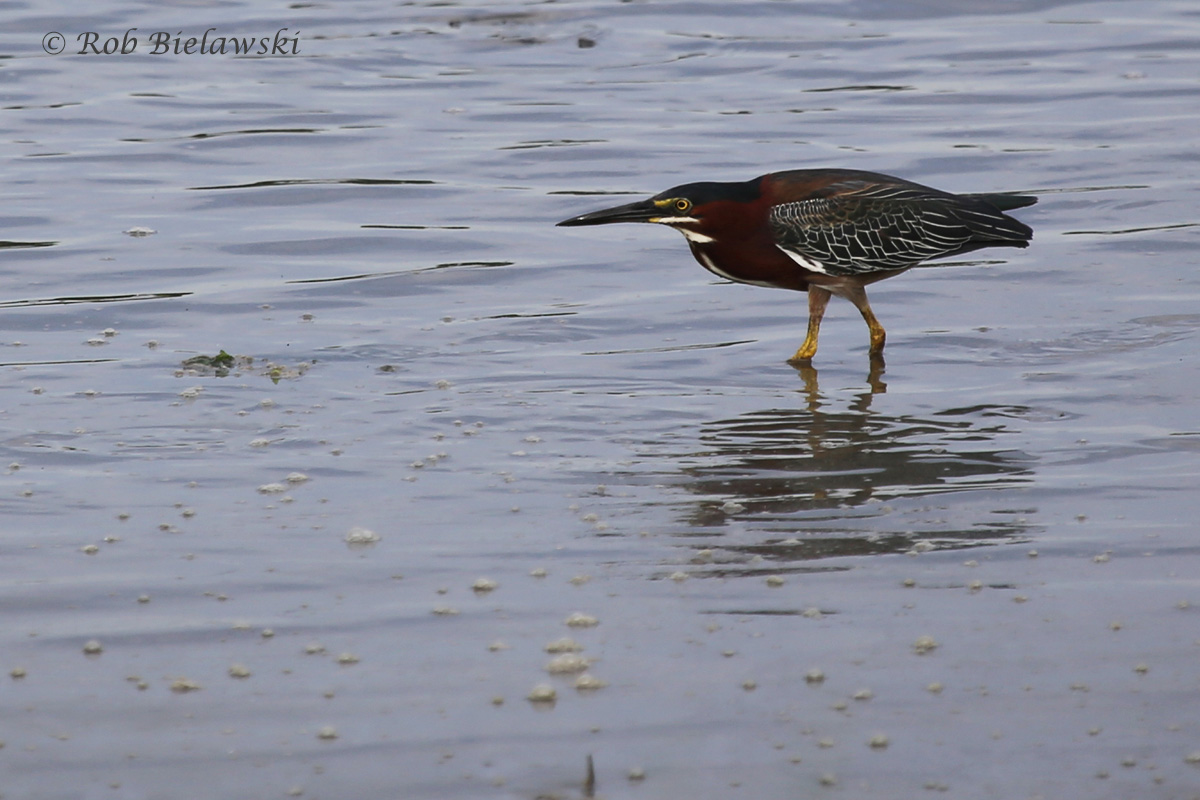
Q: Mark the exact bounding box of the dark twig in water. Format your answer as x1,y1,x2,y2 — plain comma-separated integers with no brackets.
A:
584,754,595,797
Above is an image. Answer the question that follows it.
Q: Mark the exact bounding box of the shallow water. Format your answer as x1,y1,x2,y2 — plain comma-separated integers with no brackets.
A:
2,1,1199,798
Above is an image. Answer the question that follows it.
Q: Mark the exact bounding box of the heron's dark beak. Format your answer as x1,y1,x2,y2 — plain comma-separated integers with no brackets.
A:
556,199,658,227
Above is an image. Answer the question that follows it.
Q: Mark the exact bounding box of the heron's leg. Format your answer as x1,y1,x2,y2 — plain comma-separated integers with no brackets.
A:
841,284,886,355
788,286,832,363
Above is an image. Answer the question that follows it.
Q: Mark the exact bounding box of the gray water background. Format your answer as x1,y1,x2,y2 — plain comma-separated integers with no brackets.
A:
1,1,1199,798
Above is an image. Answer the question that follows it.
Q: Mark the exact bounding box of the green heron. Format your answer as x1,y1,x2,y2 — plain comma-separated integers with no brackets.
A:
557,169,1036,363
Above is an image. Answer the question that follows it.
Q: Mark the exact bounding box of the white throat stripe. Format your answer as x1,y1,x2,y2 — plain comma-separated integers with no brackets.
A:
692,248,778,289
677,228,715,244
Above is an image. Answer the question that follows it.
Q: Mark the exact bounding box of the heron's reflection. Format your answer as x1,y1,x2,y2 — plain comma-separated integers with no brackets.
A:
650,363,1037,561
794,353,887,396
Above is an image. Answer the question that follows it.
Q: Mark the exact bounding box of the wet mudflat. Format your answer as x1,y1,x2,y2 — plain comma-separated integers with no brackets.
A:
1,1,1199,798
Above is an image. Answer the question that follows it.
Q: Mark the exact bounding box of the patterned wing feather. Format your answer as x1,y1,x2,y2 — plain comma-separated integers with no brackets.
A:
767,184,1031,277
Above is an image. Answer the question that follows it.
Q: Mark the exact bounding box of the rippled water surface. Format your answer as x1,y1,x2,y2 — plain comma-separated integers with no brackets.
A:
2,1,1199,798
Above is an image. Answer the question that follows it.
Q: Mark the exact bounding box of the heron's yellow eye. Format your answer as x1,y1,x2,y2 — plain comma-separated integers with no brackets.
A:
674,198,691,212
